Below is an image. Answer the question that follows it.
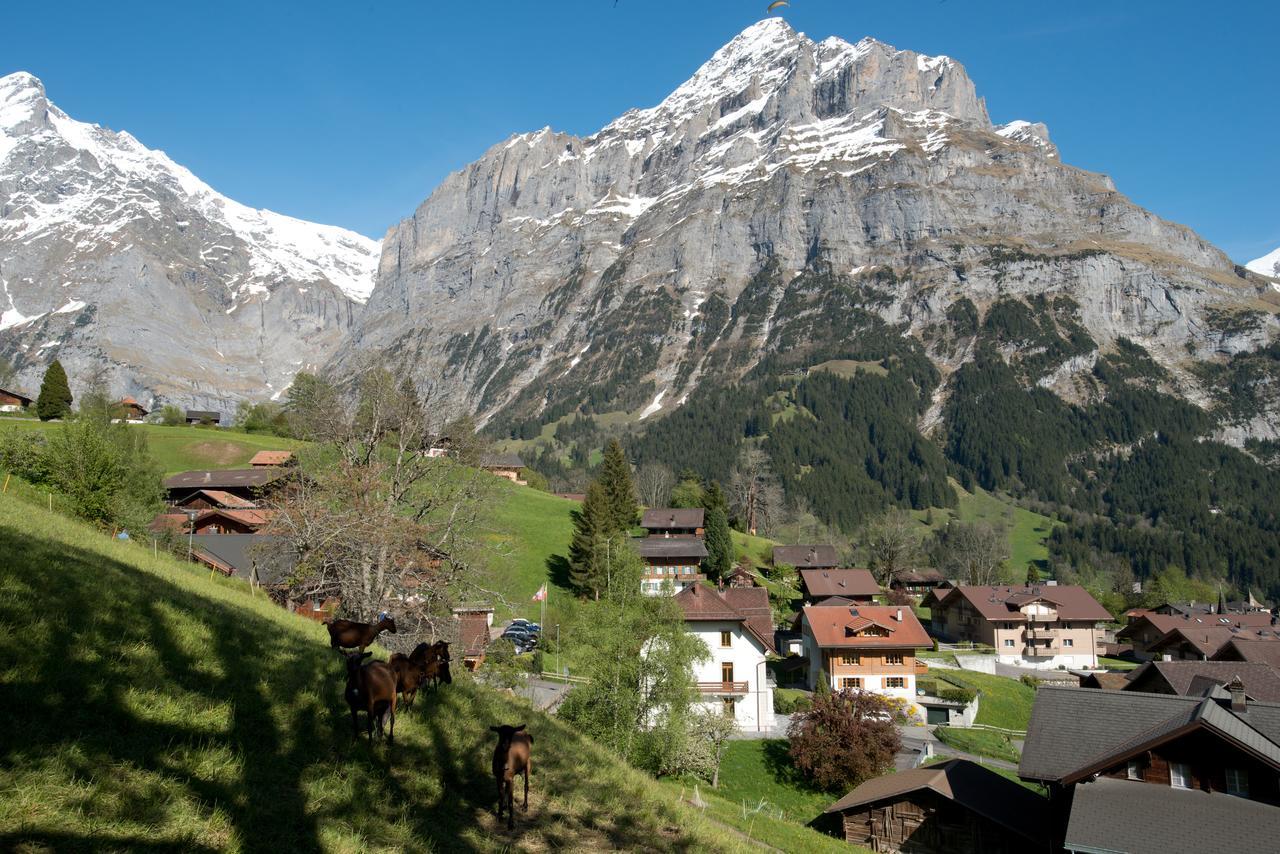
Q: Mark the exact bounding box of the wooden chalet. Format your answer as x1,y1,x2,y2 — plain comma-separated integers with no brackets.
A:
825,758,1050,853
185,409,222,425
725,565,758,588
637,536,707,595
117,396,149,421
0,387,33,412
187,534,333,621
890,569,948,596
479,452,526,485
1020,684,1280,852
163,468,288,508
640,507,705,538
1123,660,1280,703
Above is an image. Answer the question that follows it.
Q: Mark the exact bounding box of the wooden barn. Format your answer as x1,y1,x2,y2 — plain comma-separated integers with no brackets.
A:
0,387,33,412
824,759,1050,853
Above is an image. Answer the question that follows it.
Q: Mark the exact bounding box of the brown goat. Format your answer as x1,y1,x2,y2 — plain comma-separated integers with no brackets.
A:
326,613,396,652
490,723,532,830
388,652,428,710
343,651,397,743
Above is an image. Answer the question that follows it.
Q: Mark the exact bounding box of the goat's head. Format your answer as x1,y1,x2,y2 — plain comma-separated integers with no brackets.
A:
344,650,372,680
435,640,451,662
377,613,397,633
489,723,526,747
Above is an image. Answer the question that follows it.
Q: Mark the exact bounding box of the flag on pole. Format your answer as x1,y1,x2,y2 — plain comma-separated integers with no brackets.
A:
532,583,547,602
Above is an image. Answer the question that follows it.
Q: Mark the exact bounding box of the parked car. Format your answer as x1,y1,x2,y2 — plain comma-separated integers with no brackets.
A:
525,623,542,634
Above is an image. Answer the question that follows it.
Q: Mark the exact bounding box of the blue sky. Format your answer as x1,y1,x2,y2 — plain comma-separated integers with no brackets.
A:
5,1,1276,260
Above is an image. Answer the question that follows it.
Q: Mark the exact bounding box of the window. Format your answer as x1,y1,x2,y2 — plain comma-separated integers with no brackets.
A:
1003,639,1016,647
721,662,734,684
720,630,732,648
1226,768,1249,797
1063,638,1074,648
838,653,861,666
1170,762,1191,789
839,677,863,690
885,677,906,689
1127,760,1143,781
722,697,736,717
885,653,904,666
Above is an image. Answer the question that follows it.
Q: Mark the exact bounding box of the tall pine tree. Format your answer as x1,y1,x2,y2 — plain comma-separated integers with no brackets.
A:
598,439,639,533
703,481,733,581
36,360,73,421
568,481,609,598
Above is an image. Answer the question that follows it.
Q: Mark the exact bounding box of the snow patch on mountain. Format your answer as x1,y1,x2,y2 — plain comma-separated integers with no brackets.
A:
1247,246,1280,279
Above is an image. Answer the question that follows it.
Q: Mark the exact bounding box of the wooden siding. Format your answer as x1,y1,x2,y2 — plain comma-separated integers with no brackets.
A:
1097,728,1280,806
838,791,1032,853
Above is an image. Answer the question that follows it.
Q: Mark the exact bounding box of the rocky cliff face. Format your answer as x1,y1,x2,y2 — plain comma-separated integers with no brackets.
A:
337,19,1278,438
0,72,379,415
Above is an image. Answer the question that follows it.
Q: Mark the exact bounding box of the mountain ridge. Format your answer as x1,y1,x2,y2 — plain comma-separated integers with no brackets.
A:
0,70,379,412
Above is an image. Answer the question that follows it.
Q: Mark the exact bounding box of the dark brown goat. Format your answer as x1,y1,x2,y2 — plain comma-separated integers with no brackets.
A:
343,651,397,743
388,653,428,710
326,613,396,652
490,723,532,830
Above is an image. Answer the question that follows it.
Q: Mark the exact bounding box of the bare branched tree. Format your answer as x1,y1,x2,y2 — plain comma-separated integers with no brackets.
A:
729,446,781,536
635,462,675,509
929,520,1012,586
263,366,498,642
861,508,924,586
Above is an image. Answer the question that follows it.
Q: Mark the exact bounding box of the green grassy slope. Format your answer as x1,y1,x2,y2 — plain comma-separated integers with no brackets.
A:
917,481,1059,575
2,421,301,475
935,670,1037,731
0,492,761,853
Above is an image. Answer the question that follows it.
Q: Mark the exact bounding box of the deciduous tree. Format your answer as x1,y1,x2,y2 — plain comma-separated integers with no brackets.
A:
729,446,781,535
930,520,1012,586
635,462,675,509
862,508,924,586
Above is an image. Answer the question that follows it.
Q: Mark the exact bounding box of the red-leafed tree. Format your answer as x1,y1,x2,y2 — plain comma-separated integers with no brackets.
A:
787,689,907,791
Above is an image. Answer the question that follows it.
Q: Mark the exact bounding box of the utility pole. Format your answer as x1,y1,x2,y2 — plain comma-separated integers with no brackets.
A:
185,509,199,561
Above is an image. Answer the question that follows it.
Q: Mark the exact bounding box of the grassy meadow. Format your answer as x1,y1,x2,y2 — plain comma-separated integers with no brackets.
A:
934,670,1037,731
0,421,301,475
0,491,778,853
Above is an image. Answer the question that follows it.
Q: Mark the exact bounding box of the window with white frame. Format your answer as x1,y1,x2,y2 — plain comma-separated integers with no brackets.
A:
885,653,904,666
1170,761,1191,789
885,677,906,689
1063,638,1074,647
1226,768,1249,797
1127,759,1143,780
1003,639,1015,647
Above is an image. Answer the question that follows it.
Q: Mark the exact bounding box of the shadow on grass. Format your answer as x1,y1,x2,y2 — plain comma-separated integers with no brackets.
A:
546,553,571,589
0,521,707,852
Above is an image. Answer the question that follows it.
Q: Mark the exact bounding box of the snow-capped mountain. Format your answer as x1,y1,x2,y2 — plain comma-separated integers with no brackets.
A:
335,18,1277,437
1248,246,1280,280
0,71,379,412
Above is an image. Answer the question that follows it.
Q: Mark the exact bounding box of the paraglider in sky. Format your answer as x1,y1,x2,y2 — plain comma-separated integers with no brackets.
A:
767,0,790,14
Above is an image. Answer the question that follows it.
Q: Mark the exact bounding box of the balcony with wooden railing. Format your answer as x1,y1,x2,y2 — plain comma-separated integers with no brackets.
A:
696,681,748,695
1023,645,1062,656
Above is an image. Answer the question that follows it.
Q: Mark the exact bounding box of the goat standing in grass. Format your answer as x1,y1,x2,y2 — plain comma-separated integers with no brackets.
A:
326,612,396,653
343,651,397,743
388,652,428,710
414,641,453,689
490,724,532,830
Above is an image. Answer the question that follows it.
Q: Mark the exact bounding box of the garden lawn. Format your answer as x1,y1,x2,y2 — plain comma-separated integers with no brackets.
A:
936,670,1037,731
713,740,834,824
0,491,751,853
1098,655,1141,671
934,727,1021,764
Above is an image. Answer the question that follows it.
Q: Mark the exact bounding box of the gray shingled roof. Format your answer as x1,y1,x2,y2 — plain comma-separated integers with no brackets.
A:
773,544,839,568
1063,777,1280,854
480,452,525,469
164,469,286,489
190,534,296,586
1019,686,1280,783
635,537,707,559
641,507,705,530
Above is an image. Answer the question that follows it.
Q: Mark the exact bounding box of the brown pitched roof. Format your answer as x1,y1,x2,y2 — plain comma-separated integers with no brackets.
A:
0,387,33,404
248,450,293,466
1120,611,1278,643
636,537,708,559
1079,671,1131,691
1146,624,1280,659
196,508,275,528
164,469,286,490
181,489,258,509
799,568,879,599
773,544,839,568
825,759,1047,846
1212,639,1280,667
641,507,704,529
675,585,776,653
892,569,946,584
802,604,932,649
1125,661,1280,703
932,585,1111,622
458,612,491,656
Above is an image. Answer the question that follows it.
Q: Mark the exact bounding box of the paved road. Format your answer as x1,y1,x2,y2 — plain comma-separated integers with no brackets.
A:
514,678,570,711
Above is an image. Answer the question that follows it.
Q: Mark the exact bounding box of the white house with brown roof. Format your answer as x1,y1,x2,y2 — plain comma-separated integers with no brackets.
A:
674,584,776,732
924,584,1109,669
800,604,932,714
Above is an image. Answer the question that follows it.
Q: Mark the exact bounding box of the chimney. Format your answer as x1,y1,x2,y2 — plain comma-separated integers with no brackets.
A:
202,471,211,483
896,608,903,622
1229,676,1247,713
808,547,817,563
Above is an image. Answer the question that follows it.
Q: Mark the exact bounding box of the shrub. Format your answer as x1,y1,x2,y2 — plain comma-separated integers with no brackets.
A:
773,689,813,715
787,690,906,792
1019,675,1041,689
939,687,976,704
158,404,185,426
